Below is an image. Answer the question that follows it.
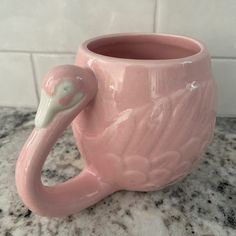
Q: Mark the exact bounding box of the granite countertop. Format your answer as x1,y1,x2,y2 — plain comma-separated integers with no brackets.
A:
0,107,235,236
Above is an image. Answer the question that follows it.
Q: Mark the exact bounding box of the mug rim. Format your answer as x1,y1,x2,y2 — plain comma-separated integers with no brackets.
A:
80,33,208,65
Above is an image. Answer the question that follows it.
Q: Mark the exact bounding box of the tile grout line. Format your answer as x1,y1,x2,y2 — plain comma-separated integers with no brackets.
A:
211,56,236,60
0,49,75,55
30,54,40,104
155,0,161,33
152,0,158,32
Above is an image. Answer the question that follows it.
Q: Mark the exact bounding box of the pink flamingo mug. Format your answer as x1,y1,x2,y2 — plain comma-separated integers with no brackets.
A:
16,33,217,217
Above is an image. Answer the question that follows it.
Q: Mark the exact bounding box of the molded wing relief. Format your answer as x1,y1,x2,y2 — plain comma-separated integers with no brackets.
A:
77,80,216,191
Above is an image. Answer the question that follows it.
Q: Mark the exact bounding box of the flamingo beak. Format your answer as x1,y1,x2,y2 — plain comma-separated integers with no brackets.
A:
35,90,57,129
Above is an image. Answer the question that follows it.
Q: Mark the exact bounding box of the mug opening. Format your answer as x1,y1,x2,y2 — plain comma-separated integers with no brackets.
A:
86,34,202,61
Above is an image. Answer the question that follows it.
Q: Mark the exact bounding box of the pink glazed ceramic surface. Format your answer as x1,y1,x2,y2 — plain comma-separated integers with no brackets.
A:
15,33,217,217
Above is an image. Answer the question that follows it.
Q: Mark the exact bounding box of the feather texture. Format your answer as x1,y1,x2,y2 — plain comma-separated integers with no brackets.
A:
74,79,216,191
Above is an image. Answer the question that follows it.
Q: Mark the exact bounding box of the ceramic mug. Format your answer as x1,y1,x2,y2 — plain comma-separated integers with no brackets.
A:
16,33,217,217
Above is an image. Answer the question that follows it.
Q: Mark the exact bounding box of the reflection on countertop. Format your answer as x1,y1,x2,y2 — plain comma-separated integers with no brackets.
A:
0,107,235,236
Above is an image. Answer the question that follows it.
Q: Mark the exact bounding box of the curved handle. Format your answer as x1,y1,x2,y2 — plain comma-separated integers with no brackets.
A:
15,65,116,217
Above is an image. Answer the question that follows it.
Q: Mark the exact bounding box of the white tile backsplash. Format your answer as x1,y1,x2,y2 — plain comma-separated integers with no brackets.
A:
0,0,155,52
156,0,236,57
0,53,37,107
212,59,236,116
33,54,75,92
0,0,235,115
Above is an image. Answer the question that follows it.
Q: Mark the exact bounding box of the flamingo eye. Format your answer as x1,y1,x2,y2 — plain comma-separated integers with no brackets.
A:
62,83,74,95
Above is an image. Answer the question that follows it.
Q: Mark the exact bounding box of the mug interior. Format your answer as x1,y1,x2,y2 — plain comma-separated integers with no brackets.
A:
86,34,202,60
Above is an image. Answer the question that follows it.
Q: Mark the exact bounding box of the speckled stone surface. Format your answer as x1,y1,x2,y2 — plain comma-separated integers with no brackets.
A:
0,107,235,236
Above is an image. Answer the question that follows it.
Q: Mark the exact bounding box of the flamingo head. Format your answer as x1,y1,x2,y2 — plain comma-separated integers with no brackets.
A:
35,65,95,128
